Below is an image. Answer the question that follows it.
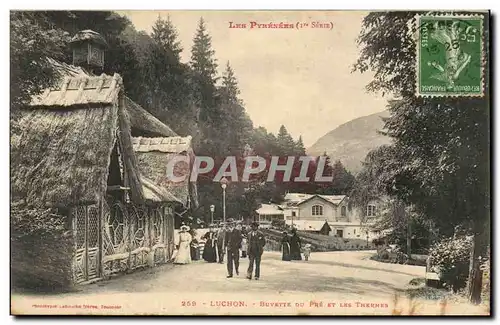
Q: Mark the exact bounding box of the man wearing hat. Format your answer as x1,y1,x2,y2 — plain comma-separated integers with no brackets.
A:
246,221,266,280
224,218,242,278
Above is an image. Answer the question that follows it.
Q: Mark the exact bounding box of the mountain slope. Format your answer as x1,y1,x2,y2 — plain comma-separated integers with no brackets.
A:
307,110,391,173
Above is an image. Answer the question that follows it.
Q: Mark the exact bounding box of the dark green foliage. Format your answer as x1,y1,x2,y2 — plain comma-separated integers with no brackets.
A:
10,11,69,111
429,236,472,292
277,125,296,156
384,218,432,255
295,136,306,155
11,202,74,292
271,219,286,229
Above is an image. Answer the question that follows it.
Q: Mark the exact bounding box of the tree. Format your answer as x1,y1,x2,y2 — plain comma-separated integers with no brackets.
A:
151,15,182,60
355,12,490,304
331,160,355,195
295,136,306,155
38,11,148,110
142,15,189,122
189,17,222,163
221,61,241,105
190,17,218,116
218,61,253,156
277,125,296,156
10,12,69,112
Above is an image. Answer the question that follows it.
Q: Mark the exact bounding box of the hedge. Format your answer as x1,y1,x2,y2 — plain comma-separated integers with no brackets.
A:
428,235,472,292
11,202,74,292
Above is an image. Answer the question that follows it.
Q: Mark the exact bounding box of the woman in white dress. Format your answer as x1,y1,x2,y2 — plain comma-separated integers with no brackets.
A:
174,225,192,265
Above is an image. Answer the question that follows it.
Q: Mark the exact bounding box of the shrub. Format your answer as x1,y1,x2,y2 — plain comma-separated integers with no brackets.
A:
429,235,472,292
271,220,286,230
481,257,490,302
11,202,74,292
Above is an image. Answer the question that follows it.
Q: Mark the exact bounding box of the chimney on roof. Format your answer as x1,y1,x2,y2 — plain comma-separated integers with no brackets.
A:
70,30,108,75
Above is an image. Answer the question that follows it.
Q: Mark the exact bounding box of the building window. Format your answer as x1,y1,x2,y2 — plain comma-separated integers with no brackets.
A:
367,204,376,217
341,206,347,217
312,205,323,216
354,229,356,234
292,211,296,217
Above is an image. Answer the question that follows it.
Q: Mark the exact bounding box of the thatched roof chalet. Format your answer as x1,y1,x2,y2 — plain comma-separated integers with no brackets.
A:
132,136,199,208
11,71,144,207
45,59,178,138
11,59,183,208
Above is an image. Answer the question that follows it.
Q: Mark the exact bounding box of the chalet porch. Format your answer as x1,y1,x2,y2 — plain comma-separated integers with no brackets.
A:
71,200,175,284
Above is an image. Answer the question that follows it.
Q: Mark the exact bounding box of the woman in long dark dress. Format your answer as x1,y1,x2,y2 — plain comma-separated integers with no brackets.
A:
289,228,302,260
281,231,291,261
202,225,218,263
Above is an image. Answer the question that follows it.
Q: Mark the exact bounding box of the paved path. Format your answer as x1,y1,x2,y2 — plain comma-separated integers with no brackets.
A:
11,251,488,315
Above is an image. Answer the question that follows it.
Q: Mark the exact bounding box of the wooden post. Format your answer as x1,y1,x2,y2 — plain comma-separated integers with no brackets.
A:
127,203,131,272
407,217,412,258
98,199,103,278
84,206,89,281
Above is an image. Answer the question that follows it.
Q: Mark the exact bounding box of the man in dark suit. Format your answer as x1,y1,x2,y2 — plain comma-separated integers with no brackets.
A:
246,221,266,280
224,218,242,278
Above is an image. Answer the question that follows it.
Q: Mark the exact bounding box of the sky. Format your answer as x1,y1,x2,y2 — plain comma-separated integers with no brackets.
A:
118,10,388,147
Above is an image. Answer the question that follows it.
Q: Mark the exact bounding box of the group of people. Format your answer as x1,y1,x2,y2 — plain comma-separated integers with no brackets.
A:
280,228,311,261
201,221,244,264
173,219,312,280
174,218,267,280
202,218,266,280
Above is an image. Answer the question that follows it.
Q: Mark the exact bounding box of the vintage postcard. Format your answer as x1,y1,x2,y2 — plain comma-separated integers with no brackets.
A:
10,10,490,316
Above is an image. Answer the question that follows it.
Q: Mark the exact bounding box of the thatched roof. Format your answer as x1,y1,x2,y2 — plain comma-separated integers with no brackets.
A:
125,97,178,138
141,176,183,204
70,30,108,47
11,73,145,207
30,73,122,107
12,58,186,207
43,58,178,138
133,136,192,153
132,136,197,207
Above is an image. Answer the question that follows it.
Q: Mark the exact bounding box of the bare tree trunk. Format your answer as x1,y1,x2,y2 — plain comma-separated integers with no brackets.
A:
407,218,412,257
467,231,483,305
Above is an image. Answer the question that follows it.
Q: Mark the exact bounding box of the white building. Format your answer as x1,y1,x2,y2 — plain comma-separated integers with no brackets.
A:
255,203,284,226
281,193,381,240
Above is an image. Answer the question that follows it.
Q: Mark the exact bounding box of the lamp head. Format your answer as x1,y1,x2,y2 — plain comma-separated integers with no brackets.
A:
220,177,229,189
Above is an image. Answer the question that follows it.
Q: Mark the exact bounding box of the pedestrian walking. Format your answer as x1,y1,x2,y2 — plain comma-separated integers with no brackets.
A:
216,224,226,263
303,243,312,261
173,224,192,265
202,224,218,263
246,221,266,280
281,231,291,261
224,219,242,278
289,228,302,260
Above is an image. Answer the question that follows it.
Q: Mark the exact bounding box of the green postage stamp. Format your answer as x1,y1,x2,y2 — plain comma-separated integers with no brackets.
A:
416,14,484,97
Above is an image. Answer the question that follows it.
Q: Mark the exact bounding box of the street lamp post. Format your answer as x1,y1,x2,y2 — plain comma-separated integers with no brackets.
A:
220,177,229,224
210,204,215,225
